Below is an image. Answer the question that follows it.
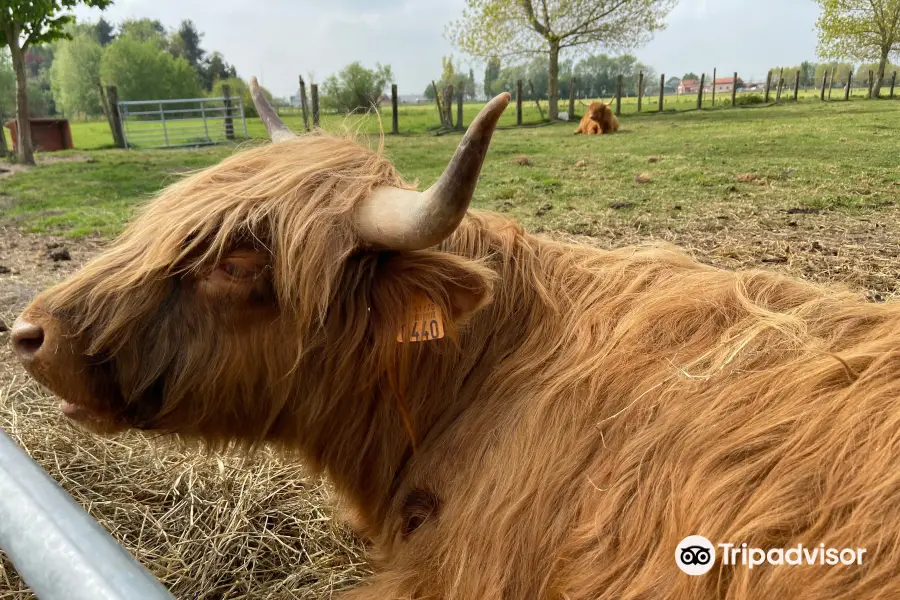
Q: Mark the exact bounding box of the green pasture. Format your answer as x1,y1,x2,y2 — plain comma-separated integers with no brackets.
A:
42,85,885,152
2,98,898,239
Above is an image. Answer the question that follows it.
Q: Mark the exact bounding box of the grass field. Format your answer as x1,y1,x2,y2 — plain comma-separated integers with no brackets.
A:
45,86,883,151
1,97,899,598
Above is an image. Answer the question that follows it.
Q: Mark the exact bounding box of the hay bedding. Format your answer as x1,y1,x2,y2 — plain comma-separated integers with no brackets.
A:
1,205,899,598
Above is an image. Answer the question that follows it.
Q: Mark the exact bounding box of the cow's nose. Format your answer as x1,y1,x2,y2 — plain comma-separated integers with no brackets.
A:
11,319,45,361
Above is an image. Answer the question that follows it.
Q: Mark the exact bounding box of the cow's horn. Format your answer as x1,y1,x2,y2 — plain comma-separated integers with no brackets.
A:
249,76,296,143
355,92,511,250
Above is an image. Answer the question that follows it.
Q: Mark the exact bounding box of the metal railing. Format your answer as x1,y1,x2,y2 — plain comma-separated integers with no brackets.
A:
0,428,174,599
118,96,249,149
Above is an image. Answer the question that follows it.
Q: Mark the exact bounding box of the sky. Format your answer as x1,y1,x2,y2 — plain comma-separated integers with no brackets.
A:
74,0,822,98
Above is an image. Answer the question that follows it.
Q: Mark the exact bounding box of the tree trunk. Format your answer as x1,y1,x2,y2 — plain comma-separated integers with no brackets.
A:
8,36,34,165
873,47,889,98
548,40,559,120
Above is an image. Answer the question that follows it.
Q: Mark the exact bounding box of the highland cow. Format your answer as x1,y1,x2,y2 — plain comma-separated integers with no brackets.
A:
11,82,900,600
574,101,619,135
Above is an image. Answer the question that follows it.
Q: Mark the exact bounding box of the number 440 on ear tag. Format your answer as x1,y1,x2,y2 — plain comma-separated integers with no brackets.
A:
397,297,446,343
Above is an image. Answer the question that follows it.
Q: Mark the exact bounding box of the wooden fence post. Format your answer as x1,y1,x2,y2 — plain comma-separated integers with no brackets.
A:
793,71,800,101
457,87,464,129
845,71,852,100
820,72,827,101
615,74,623,116
732,72,738,106
637,71,643,112
828,66,835,99
568,77,576,120
868,70,874,98
105,84,125,148
311,84,320,128
658,73,665,111
516,80,523,125
711,68,717,106
764,71,772,102
391,84,398,134
697,73,705,109
891,71,897,98
775,68,784,103
222,84,234,140
298,76,310,131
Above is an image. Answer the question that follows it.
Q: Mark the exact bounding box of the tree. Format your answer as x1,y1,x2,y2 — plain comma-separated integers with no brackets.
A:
682,72,699,81
170,19,204,69
49,32,103,116
100,36,201,102
799,60,818,86
321,62,393,114
468,67,476,99
118,18,167,47
814,61,855,85
94,16,114,45
816,0,900,97
200,51,236,90
448,0,675,120
853,60,898,85
664,76,681,92
483,56,500,98
0,0,112,164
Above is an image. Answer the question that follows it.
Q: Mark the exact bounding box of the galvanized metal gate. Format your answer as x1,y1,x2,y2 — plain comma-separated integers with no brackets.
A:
118,96,249,149
0,428,174,599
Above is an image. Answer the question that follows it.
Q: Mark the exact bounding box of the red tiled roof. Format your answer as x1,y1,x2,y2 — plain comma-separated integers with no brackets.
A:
680,79,699,87
713,77,735,84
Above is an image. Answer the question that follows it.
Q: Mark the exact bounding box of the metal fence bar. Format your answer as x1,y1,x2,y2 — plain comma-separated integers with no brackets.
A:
240,98,248,139
201,100,210,143
159,103,169,146
0,428,174,600
119,96,229,105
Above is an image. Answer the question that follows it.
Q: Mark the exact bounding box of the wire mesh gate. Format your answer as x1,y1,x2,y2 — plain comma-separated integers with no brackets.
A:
118,96,249,149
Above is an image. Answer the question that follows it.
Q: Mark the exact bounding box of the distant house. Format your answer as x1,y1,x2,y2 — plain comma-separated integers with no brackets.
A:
677,79,699,94
704,77,738,93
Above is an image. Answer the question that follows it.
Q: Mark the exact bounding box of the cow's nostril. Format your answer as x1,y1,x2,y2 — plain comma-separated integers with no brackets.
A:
11,320,45,361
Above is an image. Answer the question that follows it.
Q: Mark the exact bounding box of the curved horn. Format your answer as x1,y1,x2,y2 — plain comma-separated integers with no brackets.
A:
354,92,511,250
249,76,296,143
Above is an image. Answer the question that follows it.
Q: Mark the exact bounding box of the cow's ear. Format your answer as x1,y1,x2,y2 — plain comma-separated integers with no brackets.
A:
368,251,496,337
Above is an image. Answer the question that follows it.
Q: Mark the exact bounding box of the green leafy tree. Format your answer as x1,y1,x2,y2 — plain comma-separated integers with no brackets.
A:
321,61,393,114
200,51,236,90
483,56,500,98
664,76,681,92
816,0,900,97
853,60,898,85
814,61,855,86
100,36,201,102
0,0,112,164
50,32,103,116
170,19,204,69
118,18,167,47
94,16,114,45
682,72,699,81
448,0,675,120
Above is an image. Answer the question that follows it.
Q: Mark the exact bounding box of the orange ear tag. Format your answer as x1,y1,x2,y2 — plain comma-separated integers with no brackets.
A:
397,297,446,343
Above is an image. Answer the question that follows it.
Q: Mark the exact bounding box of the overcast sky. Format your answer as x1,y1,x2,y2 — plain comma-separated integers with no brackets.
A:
74,0,822,98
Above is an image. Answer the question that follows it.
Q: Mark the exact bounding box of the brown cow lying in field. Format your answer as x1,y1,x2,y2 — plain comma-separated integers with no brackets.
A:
11,83,900,599
574,101,619,135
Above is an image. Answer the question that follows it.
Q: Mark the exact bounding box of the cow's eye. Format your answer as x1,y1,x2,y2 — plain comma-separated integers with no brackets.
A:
218,258,263,280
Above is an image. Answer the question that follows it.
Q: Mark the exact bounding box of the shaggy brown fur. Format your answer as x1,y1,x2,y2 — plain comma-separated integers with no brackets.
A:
15,132,900,599
574,101,619,135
